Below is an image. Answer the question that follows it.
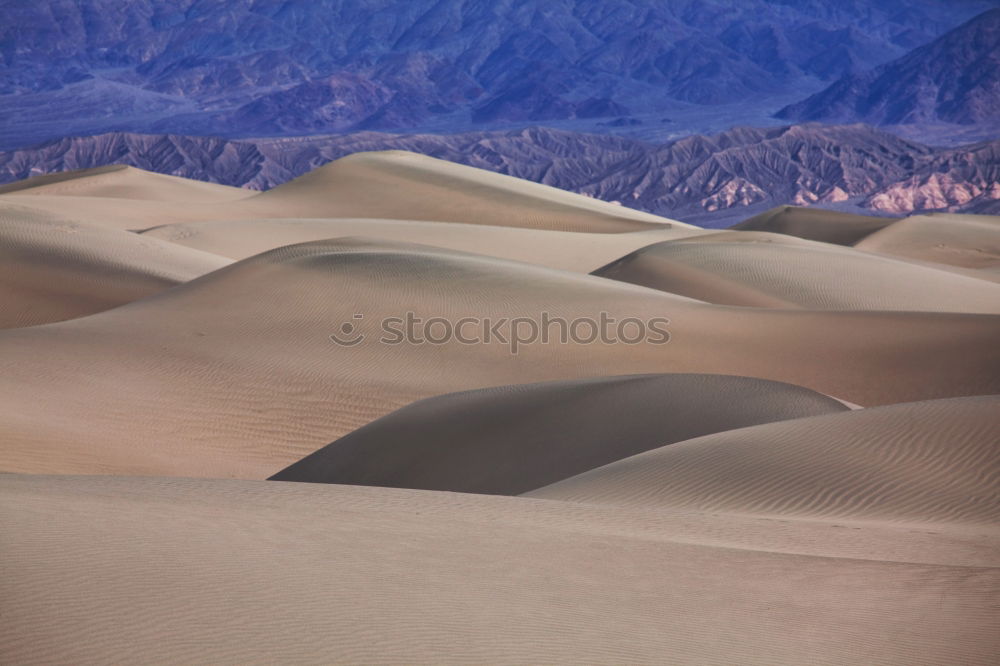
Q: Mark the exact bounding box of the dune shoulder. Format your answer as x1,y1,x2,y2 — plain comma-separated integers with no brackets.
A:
270,373,849,493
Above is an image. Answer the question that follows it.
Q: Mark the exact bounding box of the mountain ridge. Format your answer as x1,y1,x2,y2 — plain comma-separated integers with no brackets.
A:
3,124,995,224
2,0,995,149
778,9,1000,126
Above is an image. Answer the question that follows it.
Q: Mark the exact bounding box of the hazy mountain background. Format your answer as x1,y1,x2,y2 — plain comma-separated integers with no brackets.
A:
1,0,997,224
778,9,1000,126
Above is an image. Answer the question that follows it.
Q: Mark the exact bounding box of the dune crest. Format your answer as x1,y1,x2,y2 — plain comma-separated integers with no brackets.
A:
270,374,849,493
594,232,1000,312
0,164,251,202
731,206,896,245
139,216,704,271
0,152,689,232
0,155,999,664
854,213,1000,270
0,203,230,328
251,151,690,231
0,237,997,478
529,396,1000,525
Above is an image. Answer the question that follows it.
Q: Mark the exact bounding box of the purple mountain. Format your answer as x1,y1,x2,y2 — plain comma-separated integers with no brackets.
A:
1,0,994,148
778,9,1000,125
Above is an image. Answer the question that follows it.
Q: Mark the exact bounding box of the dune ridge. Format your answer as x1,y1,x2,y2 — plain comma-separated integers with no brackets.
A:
0,154,689,232
0,203,230,327
0,164,251,202
1,151,999,664
732,206,897,245
529,396,1000,525
854,213,1000,270
1,237,998,478
270,374,849,493
139,216,704,271
593,232,1000,312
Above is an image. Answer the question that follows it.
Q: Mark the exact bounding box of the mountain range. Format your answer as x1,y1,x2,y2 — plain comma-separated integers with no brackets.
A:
2,0,996,149
778,9,1000,126
3,124,995,225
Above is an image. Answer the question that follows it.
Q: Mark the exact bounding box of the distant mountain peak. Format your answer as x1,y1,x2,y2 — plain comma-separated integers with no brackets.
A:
1,0,995,148
778,8,1000,126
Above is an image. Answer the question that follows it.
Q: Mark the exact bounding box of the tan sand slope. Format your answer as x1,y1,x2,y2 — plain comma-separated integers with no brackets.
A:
529,396,1000,525
0,238,997,479
593,232,1000,312
250,151,688,231
0,203,230,328
0,164,251,202
854,213,1000,270
270,374,849,494
732,205,897,245
0,152,690,232
139,217,705,271
3,474,998,665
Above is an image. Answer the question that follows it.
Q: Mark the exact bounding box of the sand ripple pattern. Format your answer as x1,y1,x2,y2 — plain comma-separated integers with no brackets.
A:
531,396,1000,525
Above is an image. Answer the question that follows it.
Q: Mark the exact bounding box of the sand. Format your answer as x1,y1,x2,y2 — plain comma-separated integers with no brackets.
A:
854,213,1000,270
0,153,691,232
0,202,230,327
2,474,997,665
593,231,1000,312
732,205,897,245
0,164,251,202
1,152,999,664
1,237,998,478
139,216,705,272
271,374,849,493
248,151,688,231
529,395,1000,524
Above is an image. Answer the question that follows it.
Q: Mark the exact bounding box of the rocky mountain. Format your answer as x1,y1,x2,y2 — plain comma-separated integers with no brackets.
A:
1,0,994,148
778,9,1000,126
866,140,1000,215
3,124,995,224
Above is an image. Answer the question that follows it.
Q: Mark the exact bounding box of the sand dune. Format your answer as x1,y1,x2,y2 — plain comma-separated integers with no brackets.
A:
0,203,230,328
3,474,998,665
140,217,704,271
855,213,1000,270
1,156,999,664
0,154,689,232
0,238,997,479
593,232,1000,312
529,396,1000,525
249,151,686,231
270,374,849,494
734,207,1000,276
0,164,250,202
732,206,896,245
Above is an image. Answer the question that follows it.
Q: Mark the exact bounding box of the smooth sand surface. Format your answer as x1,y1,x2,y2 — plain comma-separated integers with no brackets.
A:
732,206,897,245
0,154,690,232
0,164,251,202
855,213,1000,270
0,238,997,479
1,158,999,664
140,216,705,271
3,474,998,665
529,396,1000,525
593,232,1000,312
249,151,690,231
270,374,848,493
0,202,230,328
